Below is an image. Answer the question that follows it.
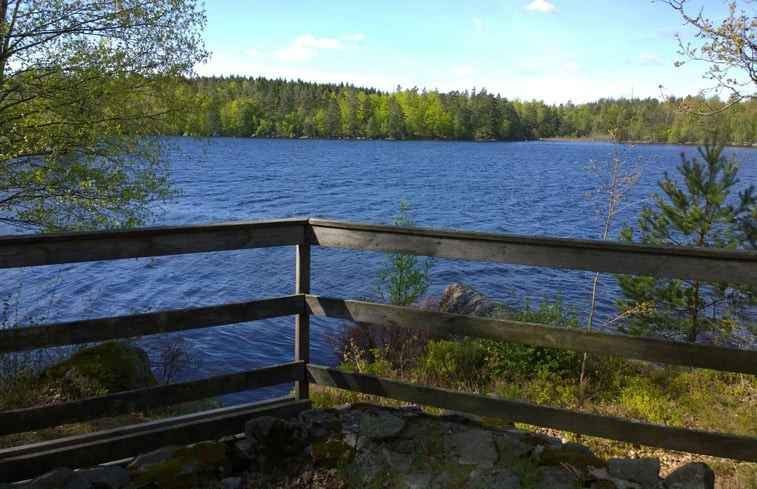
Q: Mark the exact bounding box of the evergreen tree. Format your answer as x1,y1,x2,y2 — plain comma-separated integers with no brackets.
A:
375,199,432,306
617,144,757,341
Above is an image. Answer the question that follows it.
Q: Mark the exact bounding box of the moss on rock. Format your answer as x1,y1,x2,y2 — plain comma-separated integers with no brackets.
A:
43,341,157,393
537,445,607,471
131,441,229,489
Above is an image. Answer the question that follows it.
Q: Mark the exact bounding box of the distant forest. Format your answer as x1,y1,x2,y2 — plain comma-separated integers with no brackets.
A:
164,76,757,144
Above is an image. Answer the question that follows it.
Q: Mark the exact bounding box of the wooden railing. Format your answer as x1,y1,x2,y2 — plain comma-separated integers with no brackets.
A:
1,218,756,480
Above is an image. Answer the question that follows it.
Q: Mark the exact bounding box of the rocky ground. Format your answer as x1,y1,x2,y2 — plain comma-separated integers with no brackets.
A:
7,403,715,489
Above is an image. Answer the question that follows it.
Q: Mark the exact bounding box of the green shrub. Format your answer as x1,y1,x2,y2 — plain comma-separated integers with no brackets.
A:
617,375,683,426
478,294,583,379
414,339,486,390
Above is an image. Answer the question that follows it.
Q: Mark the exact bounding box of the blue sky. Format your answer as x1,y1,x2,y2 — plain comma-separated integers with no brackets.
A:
196,1,732,105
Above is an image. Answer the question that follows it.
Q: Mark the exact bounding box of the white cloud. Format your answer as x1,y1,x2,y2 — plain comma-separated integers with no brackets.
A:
295,34,343,49
273,34,344,61
455,66,474,76
564,62,581,71
343,33,364,41
274,46,319,61
525,0,557,13
473,18,490,31
245,49,264,57
627,53,662,66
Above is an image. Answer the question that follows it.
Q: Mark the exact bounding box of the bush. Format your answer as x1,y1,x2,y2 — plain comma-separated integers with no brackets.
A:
478,294,583,379
414,339,486,391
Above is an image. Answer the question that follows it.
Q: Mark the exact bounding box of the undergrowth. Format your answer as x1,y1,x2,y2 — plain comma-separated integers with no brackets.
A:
320,292,757,487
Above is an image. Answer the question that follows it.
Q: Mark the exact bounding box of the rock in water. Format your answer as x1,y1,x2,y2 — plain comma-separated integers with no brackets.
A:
438,283,510,318
43,341,157,392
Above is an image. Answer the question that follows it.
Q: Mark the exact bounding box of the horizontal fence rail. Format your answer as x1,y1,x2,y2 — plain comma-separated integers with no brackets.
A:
0,362,306,436
308,218,757,285
0,295,303,354
307,365,757,461
0,218,308,268
1,217,756,479
0,397,310,482
306,295,757,375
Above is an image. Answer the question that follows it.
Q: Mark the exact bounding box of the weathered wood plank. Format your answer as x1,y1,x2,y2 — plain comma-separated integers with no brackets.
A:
0,218,308,268
307,365,757,461
294,244,311,400
306,296,757,375
308,219,757,285
0,295,304,353
0,362,305,436
0,397,310,482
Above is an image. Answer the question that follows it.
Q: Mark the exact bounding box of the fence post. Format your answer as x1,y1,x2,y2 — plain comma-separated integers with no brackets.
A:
294,243,311,400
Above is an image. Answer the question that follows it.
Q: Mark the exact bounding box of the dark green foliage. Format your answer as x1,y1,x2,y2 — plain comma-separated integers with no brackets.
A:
414,338,487,390
617,144,757,341
478,294,583,379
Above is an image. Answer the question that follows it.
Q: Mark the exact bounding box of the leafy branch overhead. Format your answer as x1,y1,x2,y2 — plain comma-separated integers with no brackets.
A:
665,0,757,102
0,0,208,231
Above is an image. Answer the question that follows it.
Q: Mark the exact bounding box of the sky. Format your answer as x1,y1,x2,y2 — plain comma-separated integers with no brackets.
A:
196,0,735,105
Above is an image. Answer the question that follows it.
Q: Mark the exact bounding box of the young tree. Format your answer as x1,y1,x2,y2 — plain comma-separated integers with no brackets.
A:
375,198,432,306
0,0,208,231
580,130,646,384
617,144,757,342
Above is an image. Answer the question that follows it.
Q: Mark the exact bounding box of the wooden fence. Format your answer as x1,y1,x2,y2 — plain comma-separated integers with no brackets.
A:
1,218,756,481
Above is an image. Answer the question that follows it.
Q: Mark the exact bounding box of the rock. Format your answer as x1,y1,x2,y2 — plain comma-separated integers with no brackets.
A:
401,472,452,489
438,283,509,318
663,462,715,489
497,433,534,458
401,472,433,489
78,466,132,488
220,476,242,489
245,416,309,461
564,441,598,459
359,410,406,440
130,441,228,489
536,445,606,472
504,429,563,448
607,458,660,487
535,466,579,489
469,469,522,489
27,467,89,489
444,428,497,468
351,449,383,480
12,405,719,488
589,480,619,489
129,445,184,470
428,472,453,488
43,341,156,393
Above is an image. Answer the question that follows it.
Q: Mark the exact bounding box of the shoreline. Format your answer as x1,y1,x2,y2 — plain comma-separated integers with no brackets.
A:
176,133,757,147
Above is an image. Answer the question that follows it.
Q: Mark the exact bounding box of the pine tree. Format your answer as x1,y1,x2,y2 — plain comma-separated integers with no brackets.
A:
375,199,432,306
617,144,757,342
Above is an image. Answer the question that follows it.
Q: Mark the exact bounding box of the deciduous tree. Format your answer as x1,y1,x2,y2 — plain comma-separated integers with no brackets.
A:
0,0,207,231
664,0,756,103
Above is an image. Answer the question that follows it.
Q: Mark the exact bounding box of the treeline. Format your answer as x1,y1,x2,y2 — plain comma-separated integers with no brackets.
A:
164,76,757,144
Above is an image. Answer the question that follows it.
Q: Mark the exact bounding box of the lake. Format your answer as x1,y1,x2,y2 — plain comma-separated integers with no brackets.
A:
4,138,757,403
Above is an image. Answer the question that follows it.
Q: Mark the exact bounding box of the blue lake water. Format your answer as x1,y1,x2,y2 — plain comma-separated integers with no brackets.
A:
4,138,757,403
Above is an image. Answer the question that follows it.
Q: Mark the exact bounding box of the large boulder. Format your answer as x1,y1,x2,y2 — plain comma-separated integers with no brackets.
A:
438,283,510,318
43,341,157,393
